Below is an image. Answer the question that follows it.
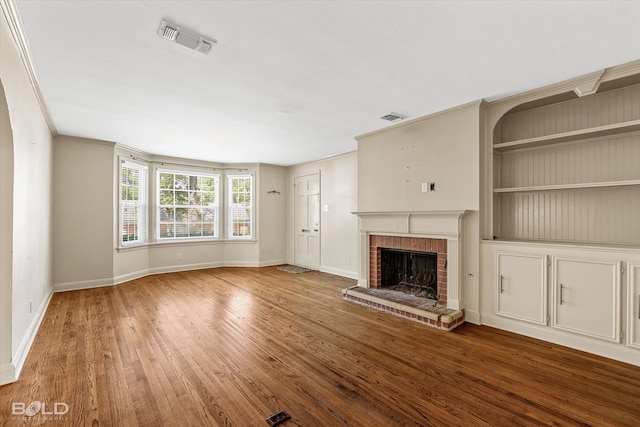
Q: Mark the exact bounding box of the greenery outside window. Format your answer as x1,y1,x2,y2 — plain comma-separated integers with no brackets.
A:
157,170,219,240
120,160,148,246
227,174,253,239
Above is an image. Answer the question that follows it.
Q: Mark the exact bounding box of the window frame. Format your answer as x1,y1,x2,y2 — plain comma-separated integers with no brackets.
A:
226,173,254,240
155,168,221,241
119,159,149,248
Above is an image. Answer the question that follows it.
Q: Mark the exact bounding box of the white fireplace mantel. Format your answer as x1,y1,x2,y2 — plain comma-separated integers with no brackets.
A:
353,210,467,310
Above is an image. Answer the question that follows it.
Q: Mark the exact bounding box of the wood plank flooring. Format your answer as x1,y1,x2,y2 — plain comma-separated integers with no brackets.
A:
1,266,639,426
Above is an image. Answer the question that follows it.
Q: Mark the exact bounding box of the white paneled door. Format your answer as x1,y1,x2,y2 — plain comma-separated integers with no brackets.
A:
495,252,548,325
294,172,320,269
552,258,621,342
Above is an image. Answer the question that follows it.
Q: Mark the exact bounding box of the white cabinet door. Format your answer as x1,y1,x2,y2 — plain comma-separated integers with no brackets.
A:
552,258,621,342
495,252,548,325
628,264,640,349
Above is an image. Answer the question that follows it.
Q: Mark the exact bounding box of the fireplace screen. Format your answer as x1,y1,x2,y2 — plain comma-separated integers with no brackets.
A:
380,248,438,299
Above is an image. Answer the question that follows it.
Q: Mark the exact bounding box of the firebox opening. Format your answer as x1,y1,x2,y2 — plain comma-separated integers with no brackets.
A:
380,248,438,299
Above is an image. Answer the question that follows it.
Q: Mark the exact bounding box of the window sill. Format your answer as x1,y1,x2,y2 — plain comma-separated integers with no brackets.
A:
117,238,257,252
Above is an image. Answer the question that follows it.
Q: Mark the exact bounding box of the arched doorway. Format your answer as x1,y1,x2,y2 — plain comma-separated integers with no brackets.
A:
0,79,15,385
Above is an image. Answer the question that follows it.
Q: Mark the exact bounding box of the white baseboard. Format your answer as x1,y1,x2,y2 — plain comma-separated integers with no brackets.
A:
56,260,347,294
481,312,640,367
12,289,53,381
113,269,150,285
319,265,359,280
148,261,224,275
54,277,114,292
0,362,16,385
463,309,481,325
258,258,287,267
222,261,260,267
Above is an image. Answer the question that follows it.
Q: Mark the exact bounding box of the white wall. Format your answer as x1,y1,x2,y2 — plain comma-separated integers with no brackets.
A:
357,101,481,213
287,151,359,279
53,143,288,289
258,164,287,266
53,136,115,290
356,102,483,321
0,77,14,385
1,8,54,384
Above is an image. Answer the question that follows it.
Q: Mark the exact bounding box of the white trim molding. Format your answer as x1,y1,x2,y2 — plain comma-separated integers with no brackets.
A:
11,289,53,382
0,0,57,134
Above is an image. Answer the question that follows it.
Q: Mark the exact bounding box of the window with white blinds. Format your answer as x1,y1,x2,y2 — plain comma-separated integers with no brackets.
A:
157,170,220,240
120,160,148,246
227,174,253,239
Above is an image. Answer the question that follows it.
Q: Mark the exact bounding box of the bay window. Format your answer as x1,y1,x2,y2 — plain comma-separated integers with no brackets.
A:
119,160,255,245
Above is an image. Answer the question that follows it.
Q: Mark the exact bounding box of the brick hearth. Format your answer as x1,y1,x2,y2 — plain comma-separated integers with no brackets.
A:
342,286,465,331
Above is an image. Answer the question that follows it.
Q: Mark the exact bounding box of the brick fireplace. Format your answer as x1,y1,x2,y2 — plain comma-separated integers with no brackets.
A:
344,211,466,330
369,235,448,305
351,211,466,310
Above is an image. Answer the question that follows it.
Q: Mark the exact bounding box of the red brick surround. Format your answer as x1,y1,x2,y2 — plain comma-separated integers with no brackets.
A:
369,235,448,305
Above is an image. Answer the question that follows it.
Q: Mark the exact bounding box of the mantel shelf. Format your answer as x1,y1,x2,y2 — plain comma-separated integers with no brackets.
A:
494,119,640,151
494,180,640,193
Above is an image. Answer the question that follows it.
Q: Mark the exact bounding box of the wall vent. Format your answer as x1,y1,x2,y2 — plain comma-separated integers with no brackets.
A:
158,20,216,54
380,112,407,121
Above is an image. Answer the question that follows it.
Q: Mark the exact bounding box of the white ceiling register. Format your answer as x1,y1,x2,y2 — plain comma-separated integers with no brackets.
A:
352,211,467,311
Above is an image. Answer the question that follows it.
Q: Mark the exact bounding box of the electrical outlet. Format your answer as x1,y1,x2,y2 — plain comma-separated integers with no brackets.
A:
177,253,183,260
421,182,428,192
429,182,436,192
344,257,350,265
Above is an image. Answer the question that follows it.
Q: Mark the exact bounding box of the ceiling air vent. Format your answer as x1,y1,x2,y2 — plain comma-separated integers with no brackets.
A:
157,20,216,54
380,112,407,121
160,24,178,41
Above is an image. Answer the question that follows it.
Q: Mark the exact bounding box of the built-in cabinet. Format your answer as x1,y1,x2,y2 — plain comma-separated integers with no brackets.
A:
483,62,640,364
629,264,640,349
493,247,623,343
552,258,620,342
495,252,547,325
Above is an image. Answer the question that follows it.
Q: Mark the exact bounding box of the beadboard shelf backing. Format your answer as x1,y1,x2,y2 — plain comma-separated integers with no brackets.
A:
494,180,640,193
492,78,640,245
493,119,640,151
497,83,640,144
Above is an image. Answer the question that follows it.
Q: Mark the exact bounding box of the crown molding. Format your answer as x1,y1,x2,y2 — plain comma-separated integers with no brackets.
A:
0,0,57,135
486,59,640,115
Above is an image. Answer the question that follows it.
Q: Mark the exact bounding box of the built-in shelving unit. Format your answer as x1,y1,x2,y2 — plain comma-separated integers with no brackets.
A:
493,119,640,151
494,180,640,193
492,81,640,246
482,61,640,364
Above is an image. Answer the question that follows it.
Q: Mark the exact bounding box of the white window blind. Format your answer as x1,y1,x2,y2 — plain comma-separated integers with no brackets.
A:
157,169,219,240
227,174,253,239
120,160,148,246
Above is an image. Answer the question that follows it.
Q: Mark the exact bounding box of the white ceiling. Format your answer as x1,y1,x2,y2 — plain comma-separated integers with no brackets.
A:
14,1,640,166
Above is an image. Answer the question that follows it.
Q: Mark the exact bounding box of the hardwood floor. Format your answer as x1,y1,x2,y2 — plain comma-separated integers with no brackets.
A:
1,266,639,426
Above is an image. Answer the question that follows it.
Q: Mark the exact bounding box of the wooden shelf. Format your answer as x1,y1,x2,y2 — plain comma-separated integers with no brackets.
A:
494,180,640,193
493,119,640,152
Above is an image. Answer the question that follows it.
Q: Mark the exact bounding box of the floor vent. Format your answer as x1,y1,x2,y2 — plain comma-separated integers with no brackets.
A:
266,410,291,426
